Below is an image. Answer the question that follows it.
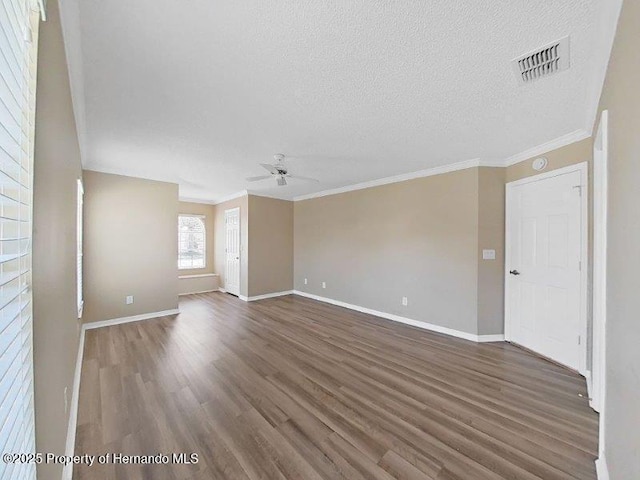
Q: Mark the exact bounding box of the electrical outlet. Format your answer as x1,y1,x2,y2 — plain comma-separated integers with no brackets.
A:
304,278,308,285
482,249,496,260
322,282,326,289
64,387,68,414
126,295,134,305
402,296,408,306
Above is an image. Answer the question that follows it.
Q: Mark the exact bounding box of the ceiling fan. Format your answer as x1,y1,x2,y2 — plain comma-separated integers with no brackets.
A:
246,154,319,186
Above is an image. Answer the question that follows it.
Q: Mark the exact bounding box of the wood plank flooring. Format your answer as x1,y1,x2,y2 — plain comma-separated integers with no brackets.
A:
74,292,598,480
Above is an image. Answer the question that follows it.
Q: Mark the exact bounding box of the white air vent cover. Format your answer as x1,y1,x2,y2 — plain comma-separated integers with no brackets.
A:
512,36,570,85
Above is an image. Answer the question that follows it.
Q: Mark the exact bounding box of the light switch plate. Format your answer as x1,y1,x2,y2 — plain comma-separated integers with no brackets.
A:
482,249,496,260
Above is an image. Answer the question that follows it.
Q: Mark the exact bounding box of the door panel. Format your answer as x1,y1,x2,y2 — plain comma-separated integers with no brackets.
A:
548,214,569,268
519,281,537,340
507,169,583,370
521,218,538,266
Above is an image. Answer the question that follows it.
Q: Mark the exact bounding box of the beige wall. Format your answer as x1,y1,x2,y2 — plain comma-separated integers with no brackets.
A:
178,201,215,276
82,171,179,323
178,274,219,295
295,168,482,335
594,0,640,477
213,195,249,297
477,167,506,335
248,195,294,297
32,1,83,478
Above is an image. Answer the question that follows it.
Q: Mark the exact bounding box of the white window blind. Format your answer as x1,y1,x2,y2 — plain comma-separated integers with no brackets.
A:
0,1,39,479
76,179,82,317
178,215,206,269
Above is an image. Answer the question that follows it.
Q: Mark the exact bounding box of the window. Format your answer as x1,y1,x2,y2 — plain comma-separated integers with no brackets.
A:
178,215,206,269
77,179,83,317
0,2,40,479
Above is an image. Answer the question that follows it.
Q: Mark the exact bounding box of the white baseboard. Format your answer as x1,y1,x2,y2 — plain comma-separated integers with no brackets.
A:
245,290,294,302
293,291,504,343
228,290,293,302
477,334,506,342
179,289,218,296
62,323,86,480
584,370,596,409
83,308,180,330
596,456,609,480
219,288,245,299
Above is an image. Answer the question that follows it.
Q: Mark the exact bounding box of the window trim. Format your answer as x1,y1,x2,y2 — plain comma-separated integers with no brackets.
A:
178,214,207,270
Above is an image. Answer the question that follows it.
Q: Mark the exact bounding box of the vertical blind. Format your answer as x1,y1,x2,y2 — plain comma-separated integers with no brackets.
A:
0,0,38,479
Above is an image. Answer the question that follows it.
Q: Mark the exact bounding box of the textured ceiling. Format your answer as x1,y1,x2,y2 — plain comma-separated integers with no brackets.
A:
60,0,605,202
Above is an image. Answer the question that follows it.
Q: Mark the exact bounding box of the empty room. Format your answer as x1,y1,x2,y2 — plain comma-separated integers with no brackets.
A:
1,0,638,479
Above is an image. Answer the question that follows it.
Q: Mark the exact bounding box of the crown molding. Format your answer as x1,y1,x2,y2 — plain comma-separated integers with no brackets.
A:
210,190,249,205
184,159,502,204
478,159,509,168
179,196,218,205
98,132,591,205
293,158,482,202
502,129,591,167
209,189,293,205
246,191,291,201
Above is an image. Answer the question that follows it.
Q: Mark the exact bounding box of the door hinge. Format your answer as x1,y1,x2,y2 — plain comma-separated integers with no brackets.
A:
578,335,581,345
579,260,582,271
573,185,583,196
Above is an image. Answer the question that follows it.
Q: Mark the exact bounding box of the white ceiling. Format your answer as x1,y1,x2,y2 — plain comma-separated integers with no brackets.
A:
59,0,612,203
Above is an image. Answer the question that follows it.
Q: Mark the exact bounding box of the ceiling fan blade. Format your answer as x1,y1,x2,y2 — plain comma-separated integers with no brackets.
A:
276,176,287,186
245,175,272,182
260,163,278,174
288,175,320,183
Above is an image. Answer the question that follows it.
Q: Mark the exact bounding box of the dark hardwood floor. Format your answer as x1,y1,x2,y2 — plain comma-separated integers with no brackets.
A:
74,292,598,480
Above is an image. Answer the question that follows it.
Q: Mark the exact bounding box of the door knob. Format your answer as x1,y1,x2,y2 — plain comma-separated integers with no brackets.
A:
509,270,521,276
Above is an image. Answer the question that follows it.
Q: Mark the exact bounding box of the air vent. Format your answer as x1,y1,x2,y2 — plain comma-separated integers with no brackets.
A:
512,36,570,85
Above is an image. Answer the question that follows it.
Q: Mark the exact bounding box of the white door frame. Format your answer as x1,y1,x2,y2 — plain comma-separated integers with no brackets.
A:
504,161,589,375
592,111,608,422
224,207,241,296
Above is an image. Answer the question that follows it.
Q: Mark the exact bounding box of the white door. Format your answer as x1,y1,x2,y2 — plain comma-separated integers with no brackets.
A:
506,165,586,371
225,208,241,296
